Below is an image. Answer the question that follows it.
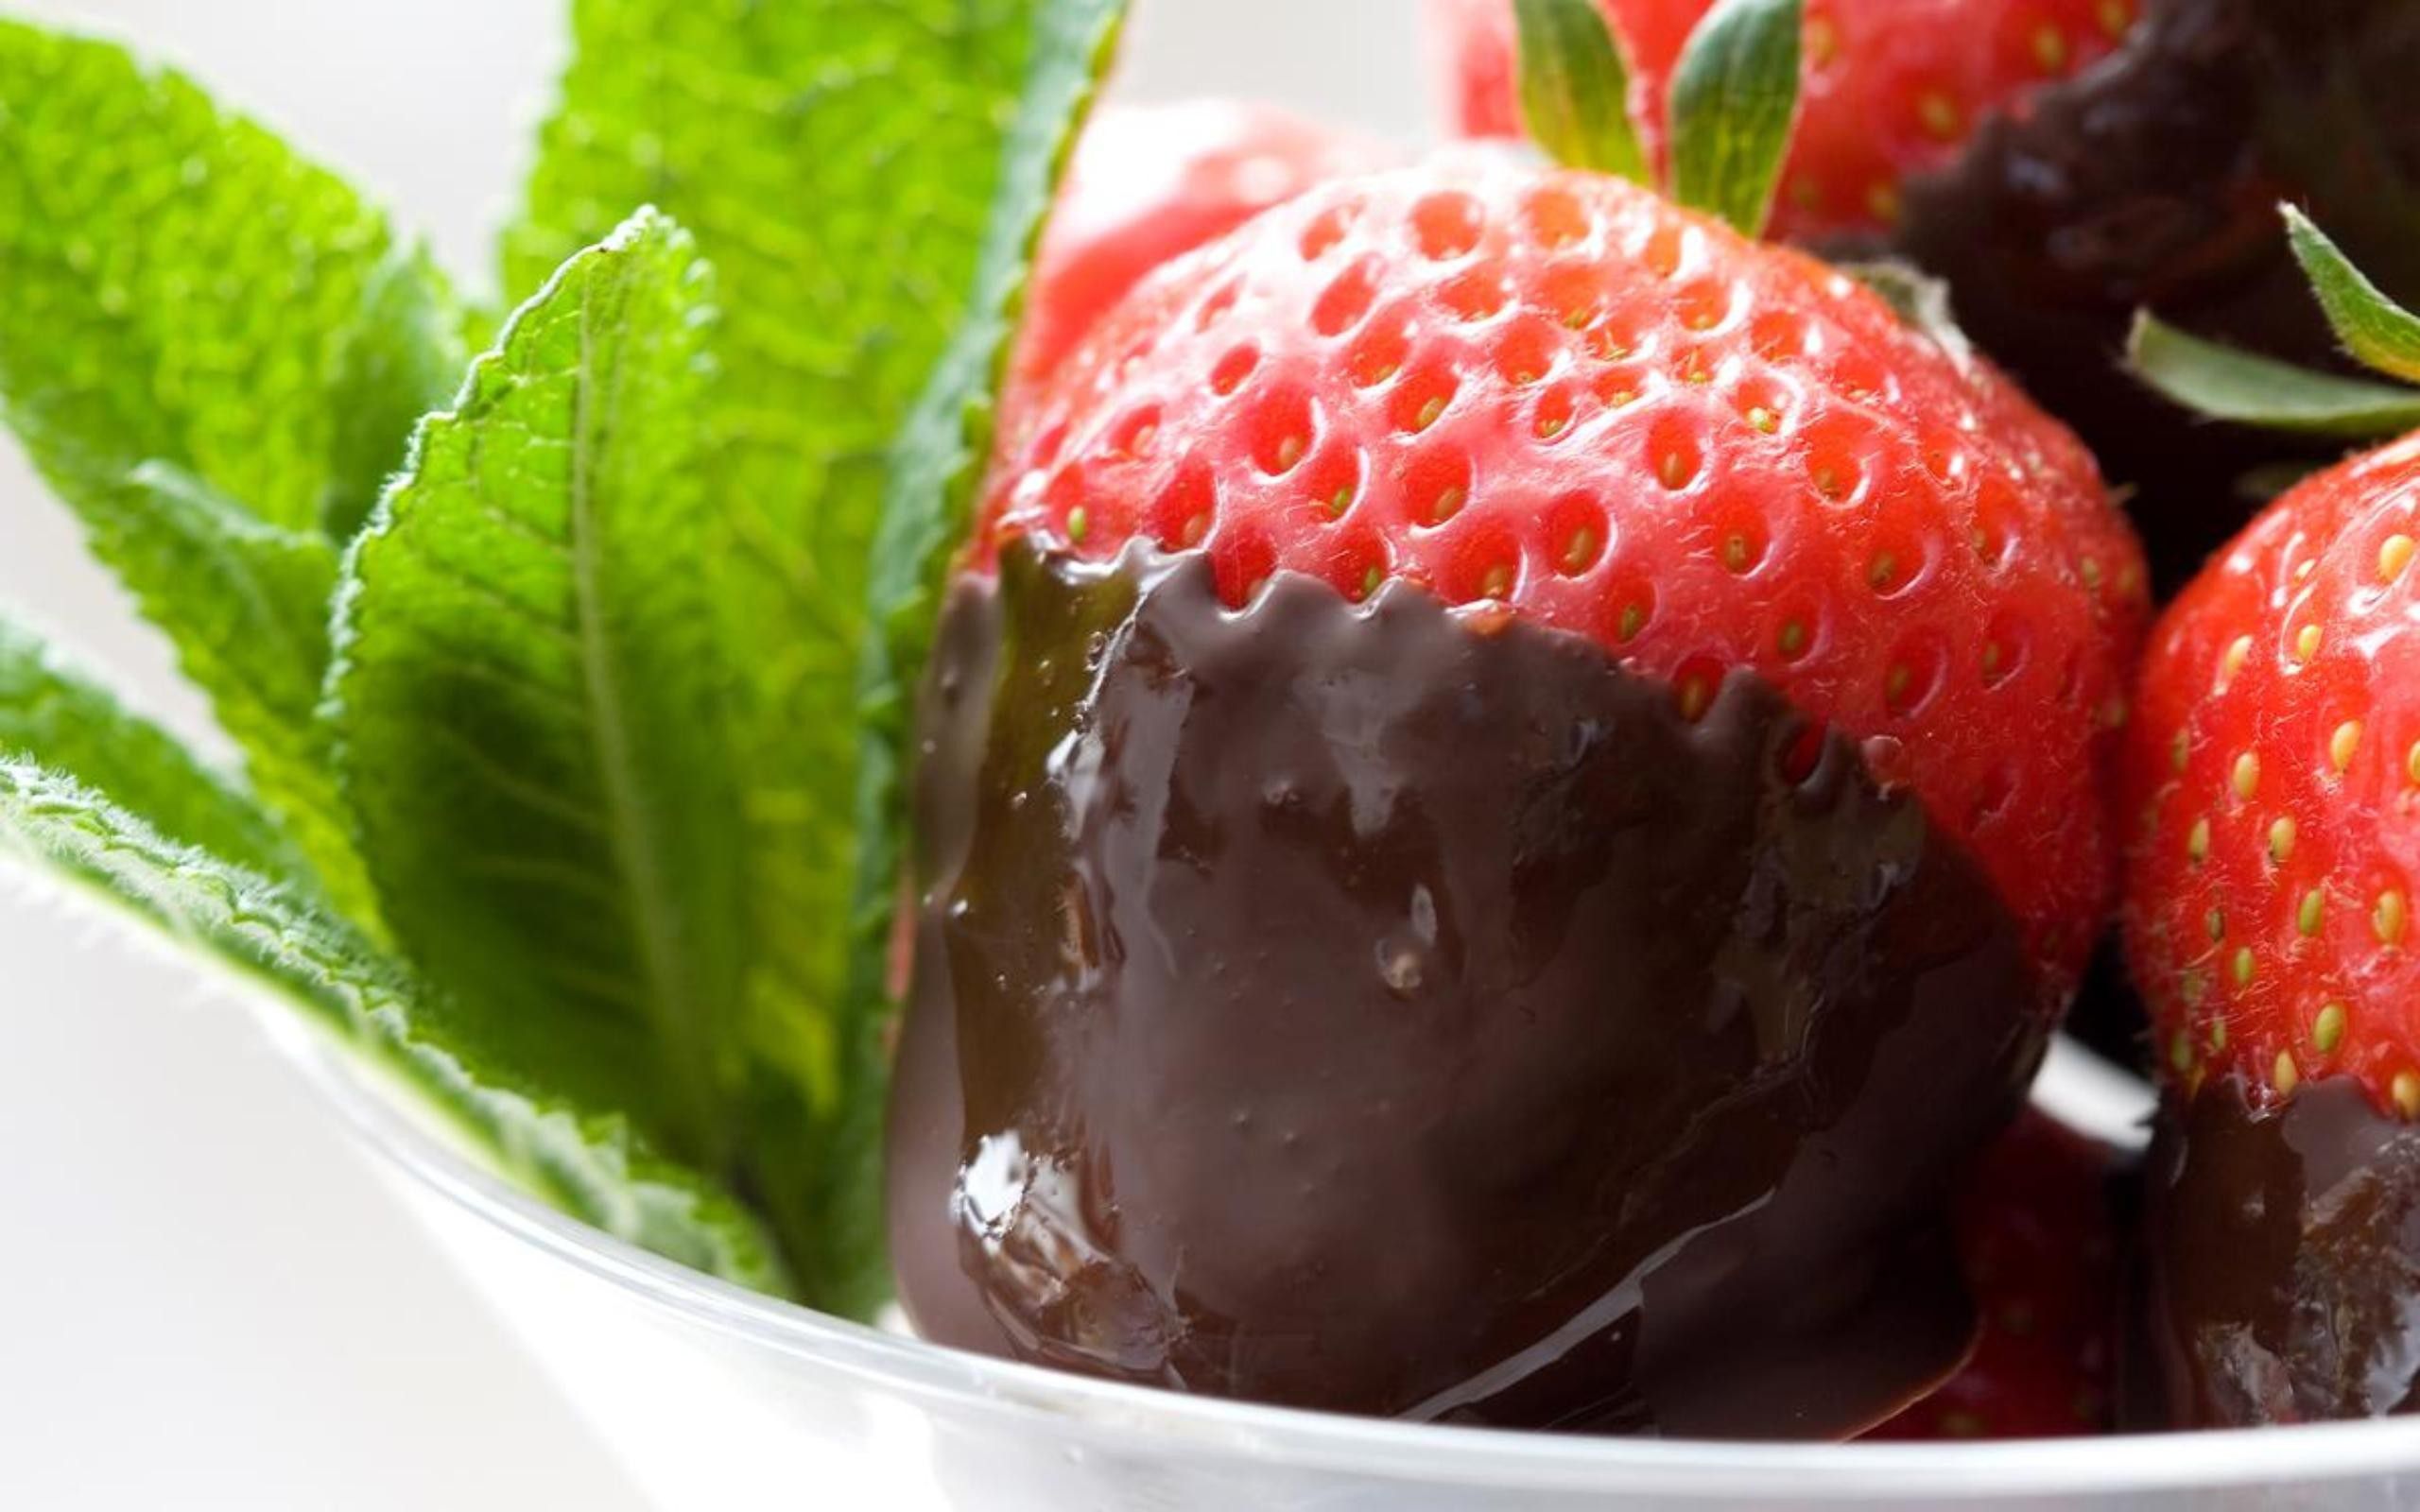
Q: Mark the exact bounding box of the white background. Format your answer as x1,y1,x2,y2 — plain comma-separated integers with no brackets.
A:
0,3,1427,1506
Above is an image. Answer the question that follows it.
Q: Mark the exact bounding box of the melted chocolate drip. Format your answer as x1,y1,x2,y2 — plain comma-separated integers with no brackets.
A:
1867,0,2420,592
887,543,2049,1438
2149,1074,2420,1425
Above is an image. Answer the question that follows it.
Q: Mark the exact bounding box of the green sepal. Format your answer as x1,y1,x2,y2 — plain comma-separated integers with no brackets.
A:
1512,0,1650,182
2285,204,2420,387
1668,0,1805,237
2128,310,2420,438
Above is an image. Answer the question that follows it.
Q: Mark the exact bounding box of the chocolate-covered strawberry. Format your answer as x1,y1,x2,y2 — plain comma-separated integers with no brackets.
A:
1427,0,2420,589
2125,215,2420,1424
888,129,2146,1435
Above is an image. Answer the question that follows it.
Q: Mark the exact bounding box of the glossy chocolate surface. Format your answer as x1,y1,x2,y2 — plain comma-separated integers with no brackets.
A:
1871,0,2420,591
887,543,2049,1437
2149,1074,2420,1425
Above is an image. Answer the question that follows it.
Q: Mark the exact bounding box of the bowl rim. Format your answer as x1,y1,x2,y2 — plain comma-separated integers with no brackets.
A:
303,1035,2420,1499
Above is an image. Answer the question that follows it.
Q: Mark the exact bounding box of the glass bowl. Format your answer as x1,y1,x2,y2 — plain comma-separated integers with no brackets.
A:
291,1024,2420,1511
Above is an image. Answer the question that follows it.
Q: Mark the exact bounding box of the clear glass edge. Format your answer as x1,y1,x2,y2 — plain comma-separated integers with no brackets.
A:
290,1034,2420,1498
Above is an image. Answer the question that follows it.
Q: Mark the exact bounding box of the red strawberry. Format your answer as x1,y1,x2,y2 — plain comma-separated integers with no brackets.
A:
2124,212,2420,1427
1422,0,2141,241
980,155,2146,988
1867,1111,2123,1440
1010,101,1396,400
2122,435,2420,1109
2123,433,2420,1425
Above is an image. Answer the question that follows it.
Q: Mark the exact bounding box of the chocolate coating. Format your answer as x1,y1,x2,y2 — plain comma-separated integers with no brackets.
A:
887,543,2049,1437
2148,1074,2420,1425
1869,0,2420,591
2066,936,2155,1076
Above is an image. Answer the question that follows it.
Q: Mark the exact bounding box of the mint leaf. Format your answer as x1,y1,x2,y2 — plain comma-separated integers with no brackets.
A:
503,8,1045,1042
507,0,1129,1314
322,248,476,543
0,761,786,1293
2285,204,2420,387
330,211,748,1176
103,462,365,910
839,0,1128,1312
2127,311,2420,438
0,613,300,880
0,20,464,918
1668,0,1803,237
1512,0,1649,181
0,21,460,531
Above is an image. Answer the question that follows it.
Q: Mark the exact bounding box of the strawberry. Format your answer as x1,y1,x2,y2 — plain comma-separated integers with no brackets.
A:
2123,433,2420,1425
1867,1111,2123,1440
1009,101,1395,403
1431,0,2420,593
1421,0,2141,242
2123,436,2420,1108
979,155,2146,988
2125,211,2420,1425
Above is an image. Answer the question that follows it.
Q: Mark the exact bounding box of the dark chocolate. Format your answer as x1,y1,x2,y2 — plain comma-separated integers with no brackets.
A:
2112,1138,2170,1435
1865,0,2420,592
887,543,2050,1438
2066,936,2155,1077
2148,1074,2420,1425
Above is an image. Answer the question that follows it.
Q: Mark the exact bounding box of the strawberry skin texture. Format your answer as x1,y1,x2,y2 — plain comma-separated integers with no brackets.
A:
980,159,2147,991
1422,0,2140,240
2124,435,2420,1113
1011,101,1396,397
1868,1111,2122,1440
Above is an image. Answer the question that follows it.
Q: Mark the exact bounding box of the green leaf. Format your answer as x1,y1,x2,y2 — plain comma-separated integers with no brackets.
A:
2127,311,2420,438
101,463,369,913
322,247,477,543
502,1,1047,1043
0,613,301,880
1667,0,1804,236
2285,203,2420,386
0,20,461,532
0,20,464,915
1512,0,1649,181
0,761,786,1294
838,0,1127,1315
331,211,745,1177
506,0,1130,1314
